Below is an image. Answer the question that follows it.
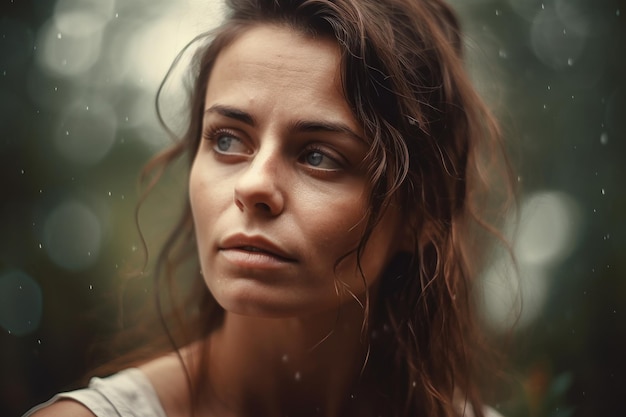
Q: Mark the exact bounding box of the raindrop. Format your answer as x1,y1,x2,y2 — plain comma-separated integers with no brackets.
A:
541,3,545,9
89,284,93,290
495,9,500,16
567,58,574,66
57,33,62,39
38,243,42,249
294,371,301,381
115,12,119,18
37,339,41,344
85,105,89,111
617,9,621,17
282,354,289,363
108,191,112,196
601,188,605,195
20,169,25,174
547,85,551,90
498,49,508,59
600,132,608,145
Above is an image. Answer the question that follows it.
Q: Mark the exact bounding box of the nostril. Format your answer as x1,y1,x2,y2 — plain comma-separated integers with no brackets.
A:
255,202,272,212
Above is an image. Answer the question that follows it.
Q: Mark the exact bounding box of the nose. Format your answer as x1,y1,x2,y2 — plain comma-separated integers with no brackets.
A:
234,148,285,217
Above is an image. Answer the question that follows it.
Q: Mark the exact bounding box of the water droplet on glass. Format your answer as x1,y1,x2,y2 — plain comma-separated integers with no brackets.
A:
38,243,42,249
498,49,507,59
617,9,621,16
600,132,608,145
294,371,301,381
89,284,93,290
65,130,69,136
562,28,567,35
601,188,605,195
108,191,112,196
37,339,41,344
282,354,289,363
547,85,551,90
57,33,62,39
567,58,574,66
85,106,89,111
495,9,500,16
541,3,545,10
20,169,25,174
115,12,119,18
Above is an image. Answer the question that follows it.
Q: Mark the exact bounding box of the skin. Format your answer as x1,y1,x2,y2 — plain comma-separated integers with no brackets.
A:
31,24,407,417
190,25,404,319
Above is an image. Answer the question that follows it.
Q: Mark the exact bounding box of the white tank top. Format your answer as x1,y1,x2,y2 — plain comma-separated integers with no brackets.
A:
22,368,168,417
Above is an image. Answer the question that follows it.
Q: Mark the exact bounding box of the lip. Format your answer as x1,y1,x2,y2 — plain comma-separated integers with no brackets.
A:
219,233,297,263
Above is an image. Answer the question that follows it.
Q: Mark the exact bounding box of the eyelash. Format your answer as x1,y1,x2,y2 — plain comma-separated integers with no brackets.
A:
202,127,239,143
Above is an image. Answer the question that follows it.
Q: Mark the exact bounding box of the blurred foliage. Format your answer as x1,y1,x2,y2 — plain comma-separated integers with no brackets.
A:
1,0,624,416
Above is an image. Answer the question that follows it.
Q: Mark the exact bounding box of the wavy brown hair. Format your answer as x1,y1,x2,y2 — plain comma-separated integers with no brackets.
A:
108,1,516,416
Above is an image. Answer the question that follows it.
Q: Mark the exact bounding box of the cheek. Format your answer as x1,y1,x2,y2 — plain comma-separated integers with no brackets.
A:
189,162,226,246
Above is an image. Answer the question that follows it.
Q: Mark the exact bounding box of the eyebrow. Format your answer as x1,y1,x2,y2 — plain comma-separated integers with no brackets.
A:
204,104,256,126
204,104,364,143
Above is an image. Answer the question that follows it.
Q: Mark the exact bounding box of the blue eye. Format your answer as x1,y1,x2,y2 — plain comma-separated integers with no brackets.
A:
306,151,325,167
217,136,234,152
302,148,341,170
209,131,249,155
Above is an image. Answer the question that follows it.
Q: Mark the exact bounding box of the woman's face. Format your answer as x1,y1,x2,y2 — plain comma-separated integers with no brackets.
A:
189,24,404,317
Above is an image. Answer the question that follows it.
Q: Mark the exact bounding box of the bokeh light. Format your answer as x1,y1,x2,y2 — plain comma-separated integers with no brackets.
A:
530,4,587,70
43,200,103,270
35,18,103,77
0,269,43,337
480,191,582,331
53,98,117,166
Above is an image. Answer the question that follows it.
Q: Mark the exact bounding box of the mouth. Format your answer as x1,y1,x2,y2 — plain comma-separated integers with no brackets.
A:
219,234,297,263
233,245,294,262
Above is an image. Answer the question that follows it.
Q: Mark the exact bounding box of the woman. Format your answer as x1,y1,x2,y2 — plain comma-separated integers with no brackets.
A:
26,0,513,416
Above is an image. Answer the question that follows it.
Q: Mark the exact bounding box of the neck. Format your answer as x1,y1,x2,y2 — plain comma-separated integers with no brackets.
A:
199,303,375,417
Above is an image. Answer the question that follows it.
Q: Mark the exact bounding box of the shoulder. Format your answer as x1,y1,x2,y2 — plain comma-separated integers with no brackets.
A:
138,350,197,417
22,368,169,417
26,400,96,417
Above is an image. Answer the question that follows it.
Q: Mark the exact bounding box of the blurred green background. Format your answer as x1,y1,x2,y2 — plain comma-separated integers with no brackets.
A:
1,0,624,416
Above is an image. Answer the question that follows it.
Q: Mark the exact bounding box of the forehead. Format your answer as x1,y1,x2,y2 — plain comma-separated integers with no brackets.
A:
203,24,359,131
